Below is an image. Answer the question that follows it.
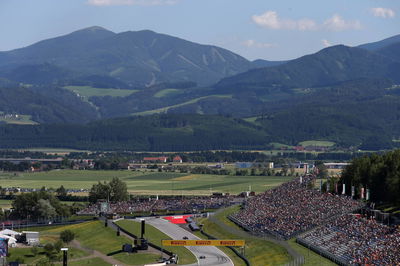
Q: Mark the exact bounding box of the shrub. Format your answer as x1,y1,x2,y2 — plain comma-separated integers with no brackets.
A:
60,229,75,243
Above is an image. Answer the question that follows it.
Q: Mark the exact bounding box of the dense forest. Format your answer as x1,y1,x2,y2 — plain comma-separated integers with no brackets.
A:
0,114,270,151
341,149,400,204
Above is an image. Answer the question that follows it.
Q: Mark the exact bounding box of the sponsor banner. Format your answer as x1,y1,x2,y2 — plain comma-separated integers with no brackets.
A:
162,239,245,247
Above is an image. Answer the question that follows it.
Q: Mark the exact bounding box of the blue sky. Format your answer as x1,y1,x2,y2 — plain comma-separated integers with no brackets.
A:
0,0,399,60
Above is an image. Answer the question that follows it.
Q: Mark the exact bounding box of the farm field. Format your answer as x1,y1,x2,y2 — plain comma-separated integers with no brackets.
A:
298,140,335,147
65,86,138,98
0,170,293,195
0,199,12,209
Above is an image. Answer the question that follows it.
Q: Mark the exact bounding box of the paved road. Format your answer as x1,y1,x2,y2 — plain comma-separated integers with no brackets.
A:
144,217,234,266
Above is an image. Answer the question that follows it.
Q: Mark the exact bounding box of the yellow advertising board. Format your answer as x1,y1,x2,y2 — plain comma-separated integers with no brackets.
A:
162,239,245,247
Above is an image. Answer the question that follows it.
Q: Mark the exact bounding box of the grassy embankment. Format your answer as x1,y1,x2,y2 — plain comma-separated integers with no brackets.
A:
116,219,197,265
9,221,162,265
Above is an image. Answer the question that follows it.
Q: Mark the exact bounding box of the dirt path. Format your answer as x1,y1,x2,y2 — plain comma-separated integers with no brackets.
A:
68,239,127,265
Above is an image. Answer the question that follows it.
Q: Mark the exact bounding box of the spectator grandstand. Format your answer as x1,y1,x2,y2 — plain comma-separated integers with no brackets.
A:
230,175,364,240
298,214,400,265
77,196,239,215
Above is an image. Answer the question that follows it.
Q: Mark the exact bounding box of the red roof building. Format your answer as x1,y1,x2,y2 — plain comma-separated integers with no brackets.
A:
143,156,168,163
173,155,183,163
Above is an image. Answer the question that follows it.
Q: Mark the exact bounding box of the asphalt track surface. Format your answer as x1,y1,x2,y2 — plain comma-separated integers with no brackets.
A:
144,217,234,266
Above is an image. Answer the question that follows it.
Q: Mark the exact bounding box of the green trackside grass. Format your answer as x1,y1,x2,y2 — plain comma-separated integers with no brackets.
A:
45,221,161,265
69,257,110,266
199,206,291,266
46,221,130,254
113,252,161,265
0,170,293,195
115,219,197,265
287,239,337,266
7,246,88,264
191,230,246,266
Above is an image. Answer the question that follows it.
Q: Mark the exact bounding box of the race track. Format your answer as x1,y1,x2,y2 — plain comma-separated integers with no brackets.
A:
144,217,234,266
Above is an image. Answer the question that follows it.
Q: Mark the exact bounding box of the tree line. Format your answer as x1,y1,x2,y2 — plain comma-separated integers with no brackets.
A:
341,149,400,204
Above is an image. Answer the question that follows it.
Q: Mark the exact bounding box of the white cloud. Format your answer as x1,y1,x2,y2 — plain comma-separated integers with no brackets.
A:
371,7,395,18
322,39,332,47
322,14,362,31
242,39,275,48
252,11,362,32
252,11,317,31
87,0,179,6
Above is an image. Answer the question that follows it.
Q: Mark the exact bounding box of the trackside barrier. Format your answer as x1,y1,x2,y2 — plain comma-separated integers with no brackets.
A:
1,219,96,230
199,229,251,266
296,238,348,266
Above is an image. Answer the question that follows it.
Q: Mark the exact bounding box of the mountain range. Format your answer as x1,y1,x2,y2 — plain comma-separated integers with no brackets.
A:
0,26,266,87
0,27,400,150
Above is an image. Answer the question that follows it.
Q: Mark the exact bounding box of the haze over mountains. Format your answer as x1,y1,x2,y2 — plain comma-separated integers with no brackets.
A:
0,27,400,150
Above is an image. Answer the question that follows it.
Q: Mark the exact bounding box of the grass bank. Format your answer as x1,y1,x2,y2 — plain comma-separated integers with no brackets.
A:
116,219,197,265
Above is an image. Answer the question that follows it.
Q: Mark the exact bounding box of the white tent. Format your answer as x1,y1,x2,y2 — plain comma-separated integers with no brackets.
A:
0,229,21,238
0,234,17,247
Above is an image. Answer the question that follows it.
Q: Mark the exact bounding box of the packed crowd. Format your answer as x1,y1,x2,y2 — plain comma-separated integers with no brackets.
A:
78,196,239,215
231,175,363,239
299,214,400,265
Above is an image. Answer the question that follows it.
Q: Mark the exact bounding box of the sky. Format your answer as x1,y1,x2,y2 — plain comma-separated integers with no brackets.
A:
0,0,399,60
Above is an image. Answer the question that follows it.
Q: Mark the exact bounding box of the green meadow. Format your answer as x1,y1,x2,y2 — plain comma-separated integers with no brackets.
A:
65,86,138,98
0,170,293,195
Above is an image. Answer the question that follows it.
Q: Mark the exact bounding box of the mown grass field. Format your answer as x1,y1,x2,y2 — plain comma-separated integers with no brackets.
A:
153,88,183,98
116,219,197,265
299,140,335,147
0,170,293,195
0,199,12,209
0,114,38,125
65,86,138,98
132,95,232,115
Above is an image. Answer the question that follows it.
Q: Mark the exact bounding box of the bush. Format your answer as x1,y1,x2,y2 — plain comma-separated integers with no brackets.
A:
31,246,38,256
60,229,75,243
54,240,63,252
43,243,54,256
